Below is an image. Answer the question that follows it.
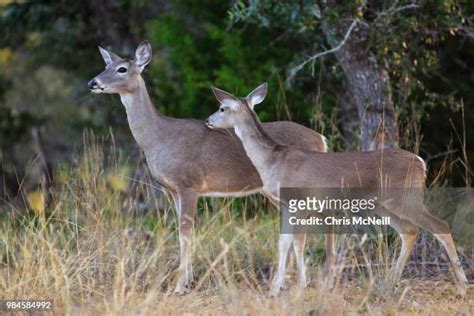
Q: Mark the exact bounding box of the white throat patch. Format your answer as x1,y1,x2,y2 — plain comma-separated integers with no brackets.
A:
120,93,134,109
234,126,243,139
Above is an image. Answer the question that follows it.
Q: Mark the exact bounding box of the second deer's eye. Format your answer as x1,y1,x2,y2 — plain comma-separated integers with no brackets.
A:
220,107,225,112
117,67,127,73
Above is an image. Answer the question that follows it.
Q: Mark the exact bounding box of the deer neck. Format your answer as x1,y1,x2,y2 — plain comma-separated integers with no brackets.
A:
119,76,164,151
233,109,279,178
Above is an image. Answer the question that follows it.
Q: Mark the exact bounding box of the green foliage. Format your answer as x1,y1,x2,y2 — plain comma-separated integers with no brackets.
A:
229,0,474,182
0,106,40,147
0,0,473,189
230,1,323,31
5,66,85,130
146,2,310,123
229,1,470,117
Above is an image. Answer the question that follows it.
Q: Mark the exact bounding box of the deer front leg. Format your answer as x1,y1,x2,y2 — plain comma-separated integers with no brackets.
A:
270,233,294,296
173,189,197,295
266,194,300,296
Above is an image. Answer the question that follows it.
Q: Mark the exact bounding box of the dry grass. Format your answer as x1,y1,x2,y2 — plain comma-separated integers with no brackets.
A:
0,138,472,315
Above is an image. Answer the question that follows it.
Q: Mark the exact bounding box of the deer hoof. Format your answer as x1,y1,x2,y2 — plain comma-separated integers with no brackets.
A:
174,288,190,296
268,285,284,297
174,284,191,296
455,292,465,300
455,283,467,299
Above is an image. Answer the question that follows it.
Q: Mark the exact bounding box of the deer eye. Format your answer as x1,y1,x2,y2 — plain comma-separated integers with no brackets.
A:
220,107,225,112
117,67,128,73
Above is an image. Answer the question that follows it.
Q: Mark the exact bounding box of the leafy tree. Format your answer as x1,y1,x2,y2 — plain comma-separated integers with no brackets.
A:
230,0,472,152
146,0,312,123
0,0,473,194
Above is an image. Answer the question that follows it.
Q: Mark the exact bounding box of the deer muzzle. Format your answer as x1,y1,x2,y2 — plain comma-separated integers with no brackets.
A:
88,79,105,91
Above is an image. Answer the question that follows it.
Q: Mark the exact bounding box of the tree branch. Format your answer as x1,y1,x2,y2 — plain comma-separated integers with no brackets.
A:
376,2,421,19
287,18,359,83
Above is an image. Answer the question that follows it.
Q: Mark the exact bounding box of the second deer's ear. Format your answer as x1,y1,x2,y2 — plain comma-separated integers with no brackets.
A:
134,41,152,69
246,82,268,109
211,86,240,110
98,46,121,65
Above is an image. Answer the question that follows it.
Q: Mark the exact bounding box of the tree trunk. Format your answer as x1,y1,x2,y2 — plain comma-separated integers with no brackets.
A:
321,5,399,150
339,81,360,149
30,127,54,207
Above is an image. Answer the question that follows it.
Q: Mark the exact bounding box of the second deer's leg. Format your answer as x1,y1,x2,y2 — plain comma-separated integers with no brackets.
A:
433,232,468,297
265,194,300,296
173,189,197,295
383,211,419,281
293,233,307,288
323,225,338,290
401,205,468,297
325,225,336,272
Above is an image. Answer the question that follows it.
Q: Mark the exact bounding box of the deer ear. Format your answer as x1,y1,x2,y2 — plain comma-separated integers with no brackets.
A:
246,82,268,109
98,46,121,65
211,86,240,110
134,41,152,69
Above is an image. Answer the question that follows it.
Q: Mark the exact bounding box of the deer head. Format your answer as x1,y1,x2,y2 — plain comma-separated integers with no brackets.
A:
88,41,152,94
206,83,268,129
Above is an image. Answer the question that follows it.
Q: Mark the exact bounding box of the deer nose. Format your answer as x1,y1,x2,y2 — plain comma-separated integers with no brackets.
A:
205,120,214,129
88,79,97,90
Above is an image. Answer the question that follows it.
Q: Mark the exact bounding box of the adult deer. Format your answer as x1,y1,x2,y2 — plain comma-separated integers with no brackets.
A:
88,42,330,294
206,84,468,297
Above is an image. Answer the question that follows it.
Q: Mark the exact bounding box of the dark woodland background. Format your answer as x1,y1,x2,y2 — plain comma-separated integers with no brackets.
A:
1,0,473,199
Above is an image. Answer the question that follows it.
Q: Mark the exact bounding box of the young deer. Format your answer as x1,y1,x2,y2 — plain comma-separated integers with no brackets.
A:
206,84,468,297
88,42,331,294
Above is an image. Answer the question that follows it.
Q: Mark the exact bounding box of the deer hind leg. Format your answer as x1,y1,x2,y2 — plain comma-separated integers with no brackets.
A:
322,225,338,290
433,232,468,297
173,189,197,295
325,226,336,272
383,211,419,281
293,233,307,288
402,205,468,297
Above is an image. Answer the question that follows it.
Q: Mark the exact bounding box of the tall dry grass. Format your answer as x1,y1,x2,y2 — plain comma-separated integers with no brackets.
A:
0,134,472,315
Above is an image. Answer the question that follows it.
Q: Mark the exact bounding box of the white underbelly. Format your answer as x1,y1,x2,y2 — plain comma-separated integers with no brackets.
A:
200,188,262,198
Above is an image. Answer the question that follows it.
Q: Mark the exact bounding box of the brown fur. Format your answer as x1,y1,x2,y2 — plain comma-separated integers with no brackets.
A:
207,85,468,297
88,43,328,294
